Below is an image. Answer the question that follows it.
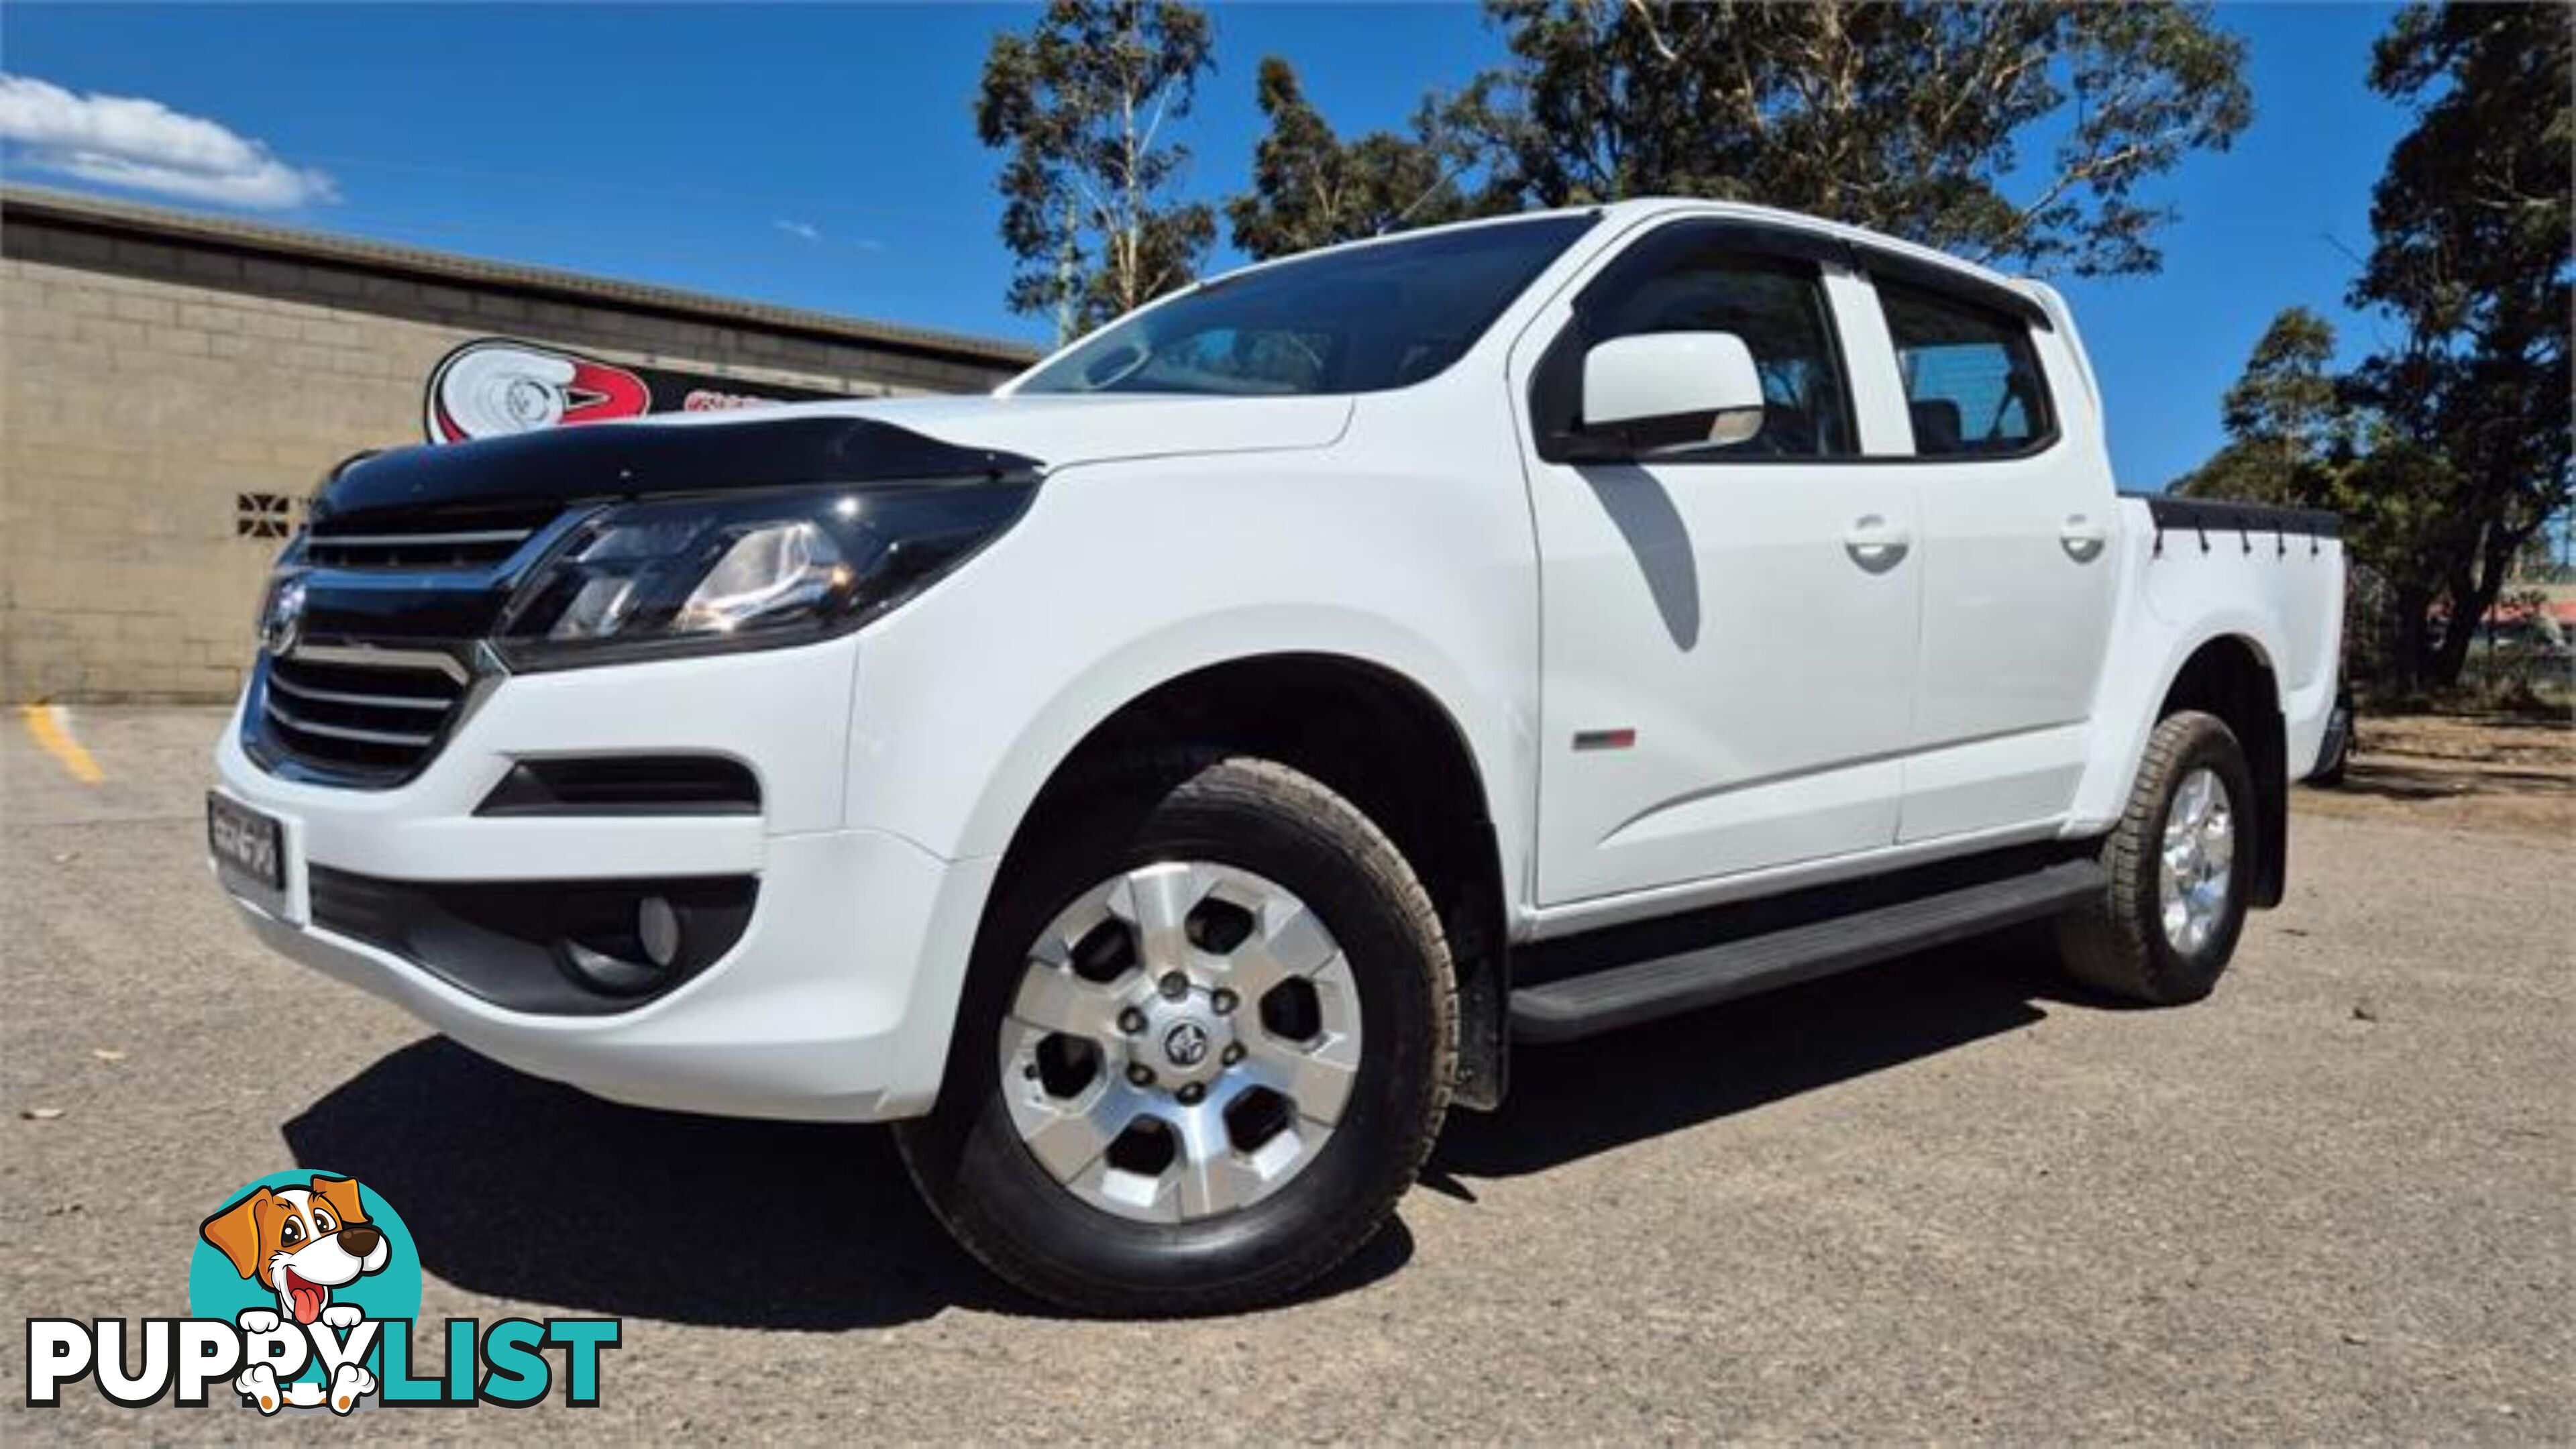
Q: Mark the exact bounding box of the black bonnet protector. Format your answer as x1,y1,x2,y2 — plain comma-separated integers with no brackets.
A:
288,414,1042,644
314,413,1043,529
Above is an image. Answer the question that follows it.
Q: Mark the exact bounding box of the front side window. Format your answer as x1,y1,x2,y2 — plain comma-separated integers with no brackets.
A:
1880,283,2054,456
1557,233,1856,459
1116,327,1336,395
1016,214,1598,398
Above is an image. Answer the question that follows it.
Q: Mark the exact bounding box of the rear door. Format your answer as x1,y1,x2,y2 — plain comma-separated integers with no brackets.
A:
1515,221,1923,906
1866,280,2121,841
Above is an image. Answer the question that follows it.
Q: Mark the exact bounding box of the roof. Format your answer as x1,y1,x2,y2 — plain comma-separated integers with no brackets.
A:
1188,195,2051,332
0,184,1042,370
2486,596,2576,625
1590,195,2031,285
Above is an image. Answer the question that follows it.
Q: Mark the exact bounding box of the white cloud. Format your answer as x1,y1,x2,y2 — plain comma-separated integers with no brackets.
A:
0,74,334,209
775,219,886,253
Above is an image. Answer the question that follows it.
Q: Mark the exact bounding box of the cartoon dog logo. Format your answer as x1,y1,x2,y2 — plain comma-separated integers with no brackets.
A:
199,1175,388,1412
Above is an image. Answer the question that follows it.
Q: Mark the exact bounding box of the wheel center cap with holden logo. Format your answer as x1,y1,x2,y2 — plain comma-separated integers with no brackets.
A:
1162,1020,1211,1069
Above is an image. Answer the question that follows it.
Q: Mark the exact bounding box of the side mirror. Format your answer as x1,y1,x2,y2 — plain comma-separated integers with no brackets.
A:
1576,331,1766,457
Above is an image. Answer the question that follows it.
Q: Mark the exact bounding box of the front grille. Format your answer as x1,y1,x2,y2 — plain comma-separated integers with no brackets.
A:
258,647,469,783
303,504,560,570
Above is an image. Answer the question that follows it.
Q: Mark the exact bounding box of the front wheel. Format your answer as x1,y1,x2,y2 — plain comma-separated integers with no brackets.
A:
896,754,1455,1316
2055,710,2256,1005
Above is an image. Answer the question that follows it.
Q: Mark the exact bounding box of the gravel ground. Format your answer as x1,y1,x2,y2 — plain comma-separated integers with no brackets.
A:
2298,710,2573,839
3,706,2568,1442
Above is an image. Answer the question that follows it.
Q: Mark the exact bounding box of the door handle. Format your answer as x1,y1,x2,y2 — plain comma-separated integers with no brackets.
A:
2059,515,2109,563
1843,515,1911,572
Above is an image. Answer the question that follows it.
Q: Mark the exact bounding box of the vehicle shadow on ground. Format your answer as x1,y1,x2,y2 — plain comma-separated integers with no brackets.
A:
283,1038,1415,1330
1433,925,2082,1181
2330,759,2572,802
284,928,2082,1327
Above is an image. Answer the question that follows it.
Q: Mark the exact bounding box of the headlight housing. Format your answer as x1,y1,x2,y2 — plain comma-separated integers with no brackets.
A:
494,482,1032,670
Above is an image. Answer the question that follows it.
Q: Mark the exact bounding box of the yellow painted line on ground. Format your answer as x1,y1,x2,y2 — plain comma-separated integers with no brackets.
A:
19,704,105,785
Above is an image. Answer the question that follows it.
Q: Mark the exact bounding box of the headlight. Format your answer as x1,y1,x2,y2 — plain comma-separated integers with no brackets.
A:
494,482,1032,670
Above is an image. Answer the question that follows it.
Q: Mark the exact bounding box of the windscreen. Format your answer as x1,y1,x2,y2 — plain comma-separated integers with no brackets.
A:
1016,213,1598,398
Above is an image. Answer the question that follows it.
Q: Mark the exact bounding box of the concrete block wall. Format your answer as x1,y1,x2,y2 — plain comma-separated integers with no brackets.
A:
0,211,1027,701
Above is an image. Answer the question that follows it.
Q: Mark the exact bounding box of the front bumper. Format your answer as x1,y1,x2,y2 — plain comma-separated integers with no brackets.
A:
211,637,996,1122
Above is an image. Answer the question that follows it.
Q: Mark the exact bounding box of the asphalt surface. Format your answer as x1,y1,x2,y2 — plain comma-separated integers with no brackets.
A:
4,706,2569,1442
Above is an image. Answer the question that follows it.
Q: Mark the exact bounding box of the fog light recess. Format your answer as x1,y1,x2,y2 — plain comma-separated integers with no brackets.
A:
306,867,755,1015
563,940,668,996
637,894,682,968
562,894,688,996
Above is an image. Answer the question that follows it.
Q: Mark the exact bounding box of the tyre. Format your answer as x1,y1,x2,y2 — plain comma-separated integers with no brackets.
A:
2055,710,2256,1005
2309,693,2353,787
896,753,1456,1316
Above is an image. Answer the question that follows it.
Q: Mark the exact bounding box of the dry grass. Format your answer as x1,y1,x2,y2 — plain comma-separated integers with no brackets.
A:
2297,710,2575,838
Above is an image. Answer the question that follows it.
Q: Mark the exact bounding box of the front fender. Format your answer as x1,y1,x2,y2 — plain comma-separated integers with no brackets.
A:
909,605,1528,880
838,453,1542,884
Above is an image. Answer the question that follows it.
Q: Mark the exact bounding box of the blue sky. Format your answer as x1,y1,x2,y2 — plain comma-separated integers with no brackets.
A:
1,3,2409,488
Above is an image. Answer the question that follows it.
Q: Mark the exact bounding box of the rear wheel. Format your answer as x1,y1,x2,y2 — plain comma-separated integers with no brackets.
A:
2309,692,2354,787
896,753,1454,1316
2056,710,2255,1005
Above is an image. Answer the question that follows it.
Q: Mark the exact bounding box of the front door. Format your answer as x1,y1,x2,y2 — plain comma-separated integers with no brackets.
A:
1516,223,1923,907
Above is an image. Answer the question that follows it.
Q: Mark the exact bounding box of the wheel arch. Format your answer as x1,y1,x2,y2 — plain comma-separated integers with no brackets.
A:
2152,633,2289,909
975,647,1519,1111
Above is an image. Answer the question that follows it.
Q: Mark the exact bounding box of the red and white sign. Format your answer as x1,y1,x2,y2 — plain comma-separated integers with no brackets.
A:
424,339,851,444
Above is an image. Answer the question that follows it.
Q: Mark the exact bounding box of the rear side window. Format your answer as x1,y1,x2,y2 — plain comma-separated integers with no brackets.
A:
1580,254,1856,459
1880,283,2054,457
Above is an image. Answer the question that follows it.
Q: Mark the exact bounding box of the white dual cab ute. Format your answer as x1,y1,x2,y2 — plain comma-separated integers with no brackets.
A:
210,199,2345,1314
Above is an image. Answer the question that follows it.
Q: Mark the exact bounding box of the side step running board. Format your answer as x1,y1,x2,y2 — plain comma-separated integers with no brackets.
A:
1509,858,2106,1042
